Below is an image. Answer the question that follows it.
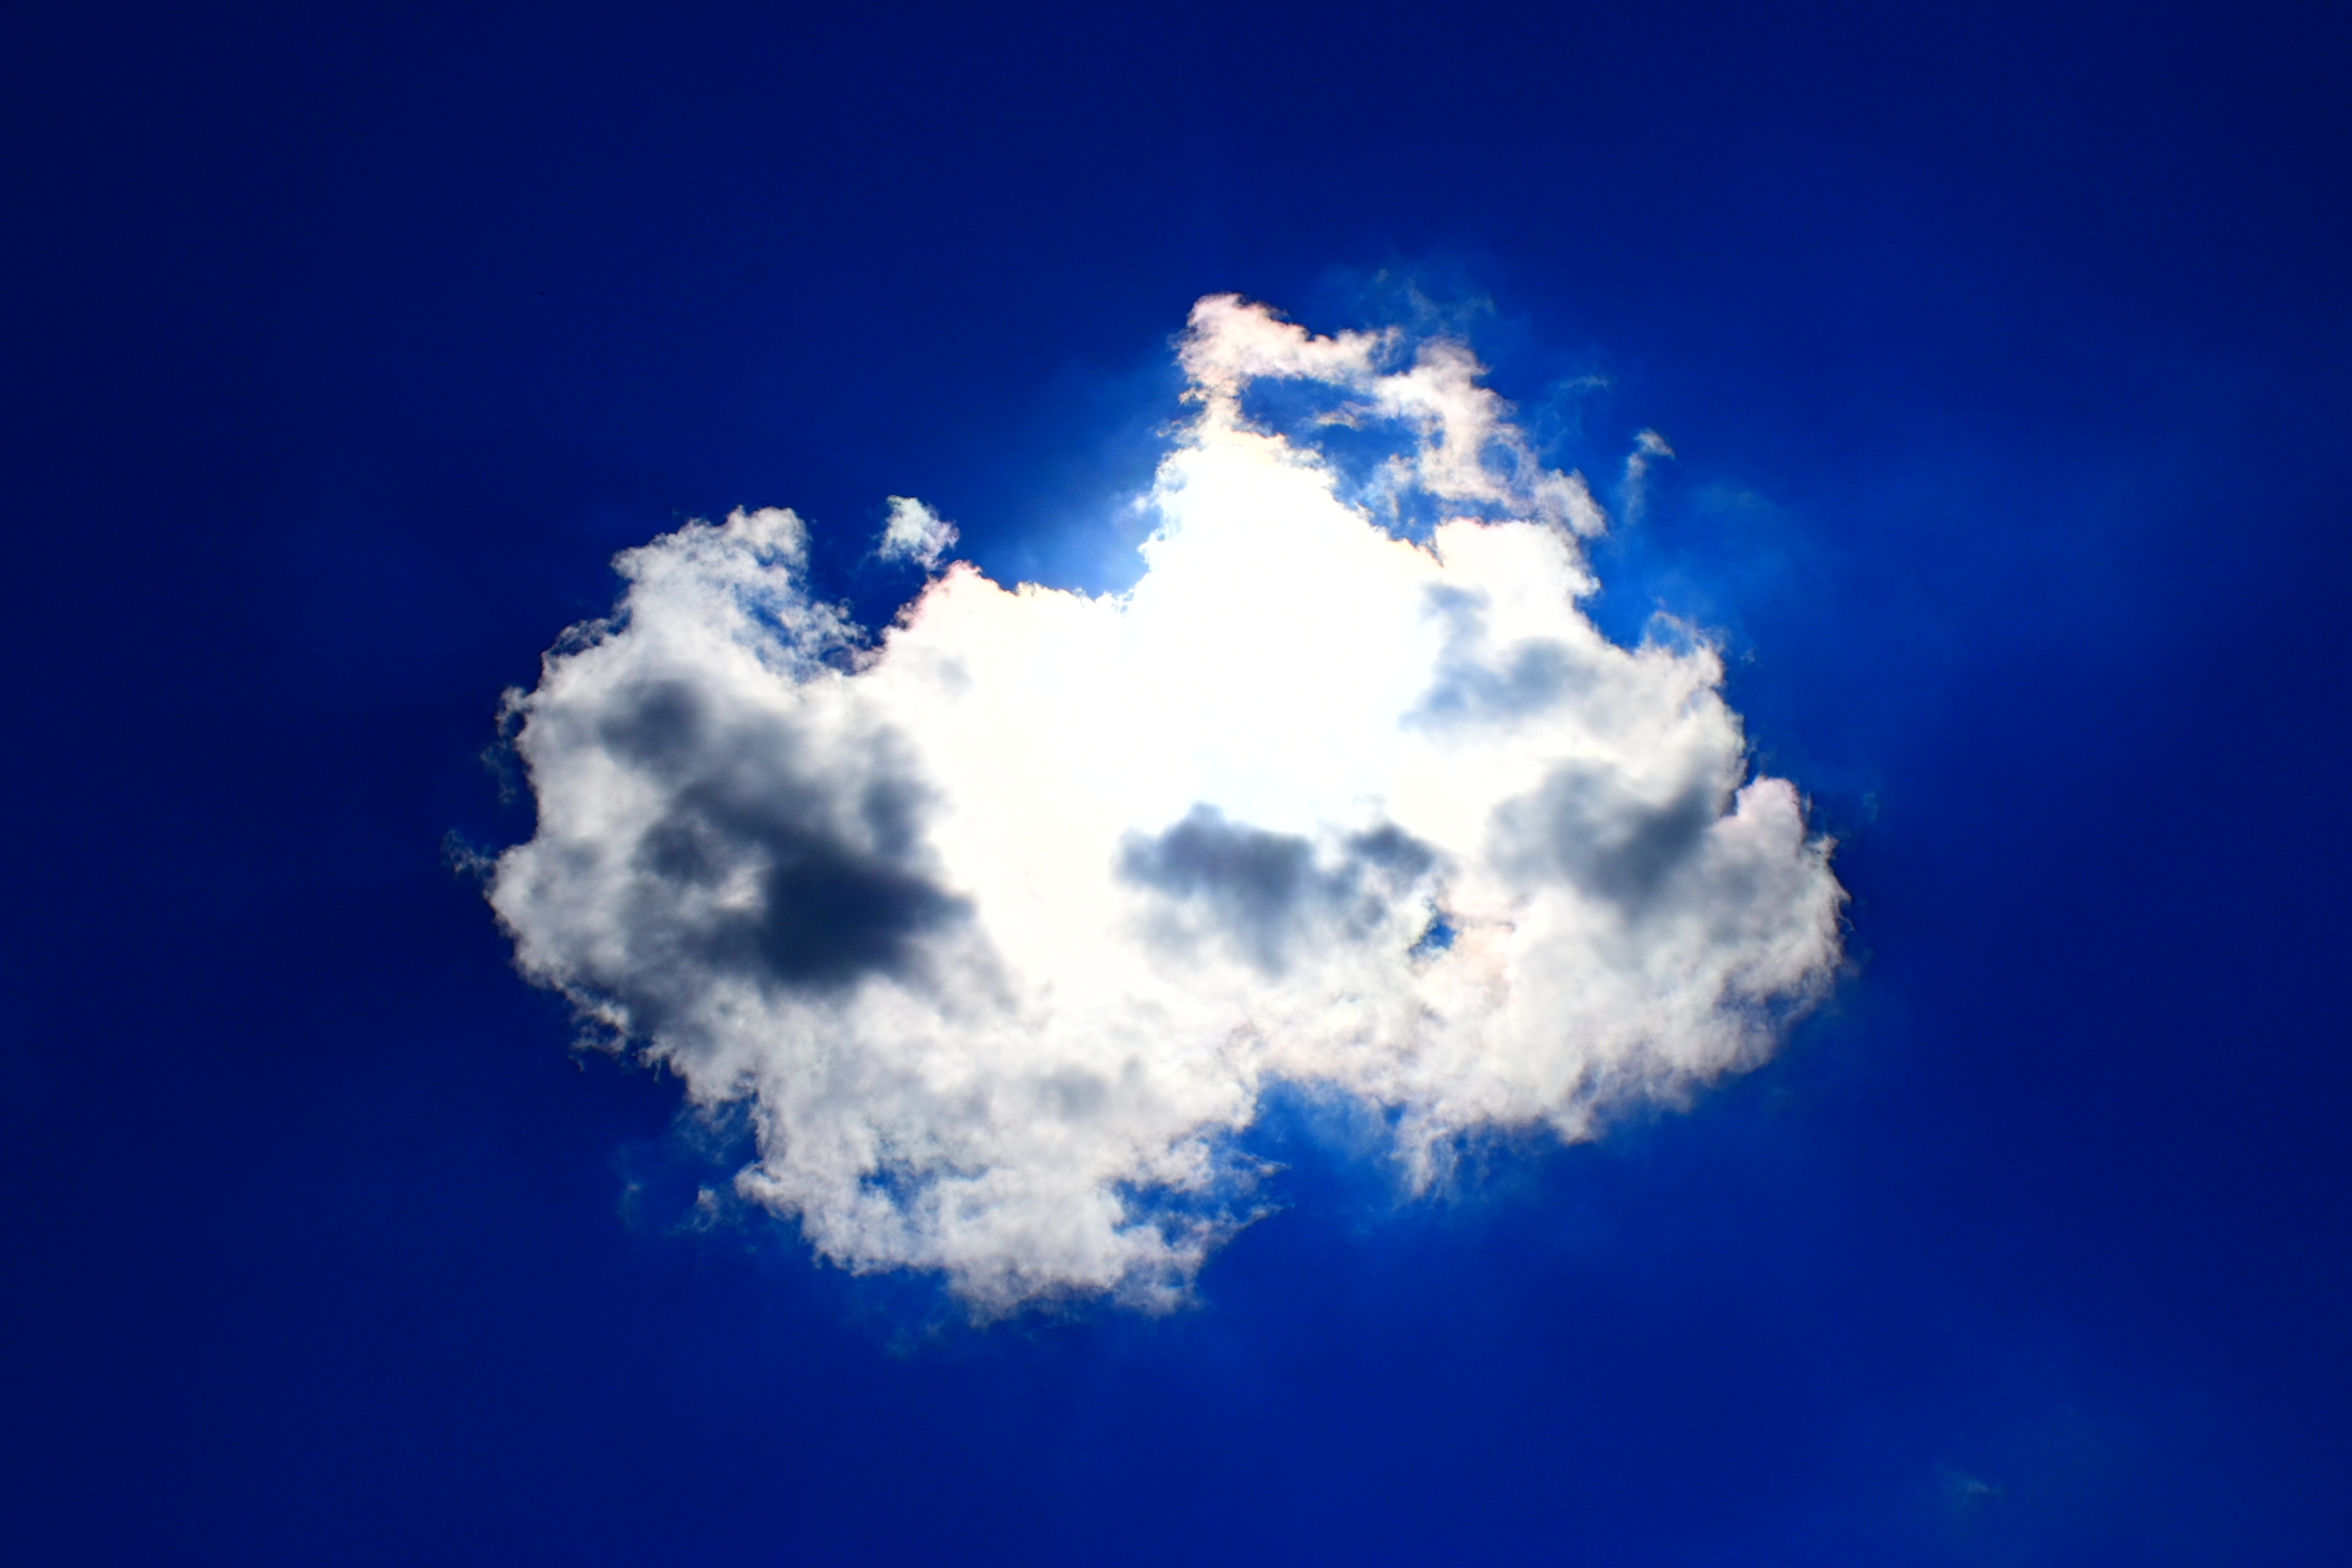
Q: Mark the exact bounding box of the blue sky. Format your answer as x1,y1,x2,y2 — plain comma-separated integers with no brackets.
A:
6,3,2348,1562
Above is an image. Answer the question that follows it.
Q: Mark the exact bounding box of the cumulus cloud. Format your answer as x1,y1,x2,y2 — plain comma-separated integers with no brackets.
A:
488,296,1845,1313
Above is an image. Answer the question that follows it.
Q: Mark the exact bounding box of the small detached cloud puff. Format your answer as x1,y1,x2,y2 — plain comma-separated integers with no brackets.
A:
488,296,1845,1313
876,495,958,571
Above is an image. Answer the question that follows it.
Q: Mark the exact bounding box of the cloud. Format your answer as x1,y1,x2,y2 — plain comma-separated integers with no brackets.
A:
877,495,958,570
1623,427,1675,522
488,296,1845,1313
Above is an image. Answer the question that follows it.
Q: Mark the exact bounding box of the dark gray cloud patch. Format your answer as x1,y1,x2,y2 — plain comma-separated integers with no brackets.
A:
1120,807,1440,972
1346,823,1436,880
1494,762,1728,916
660,790,965,992
1120,807,1319,973
567,675,968,1014
595,677,710,778
1408,585,1584,728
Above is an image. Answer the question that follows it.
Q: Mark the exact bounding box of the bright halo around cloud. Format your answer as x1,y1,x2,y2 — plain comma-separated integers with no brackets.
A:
487,296,1847,1313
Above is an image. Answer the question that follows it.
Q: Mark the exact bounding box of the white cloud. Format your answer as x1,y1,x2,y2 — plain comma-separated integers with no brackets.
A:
877,495,959,570
1623,427,1676,522
488,295,1845,1314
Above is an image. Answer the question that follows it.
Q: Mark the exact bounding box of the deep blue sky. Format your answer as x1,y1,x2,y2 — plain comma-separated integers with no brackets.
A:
6,3,2348,1562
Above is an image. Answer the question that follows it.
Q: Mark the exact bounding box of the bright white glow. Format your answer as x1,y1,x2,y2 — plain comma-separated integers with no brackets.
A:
488,296,1845,1313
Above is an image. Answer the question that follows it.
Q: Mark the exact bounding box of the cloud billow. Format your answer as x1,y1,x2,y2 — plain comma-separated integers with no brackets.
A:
488,296,1845,1313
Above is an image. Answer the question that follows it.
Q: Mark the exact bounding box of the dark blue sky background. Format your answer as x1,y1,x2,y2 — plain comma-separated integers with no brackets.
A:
6,3,2348,1562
